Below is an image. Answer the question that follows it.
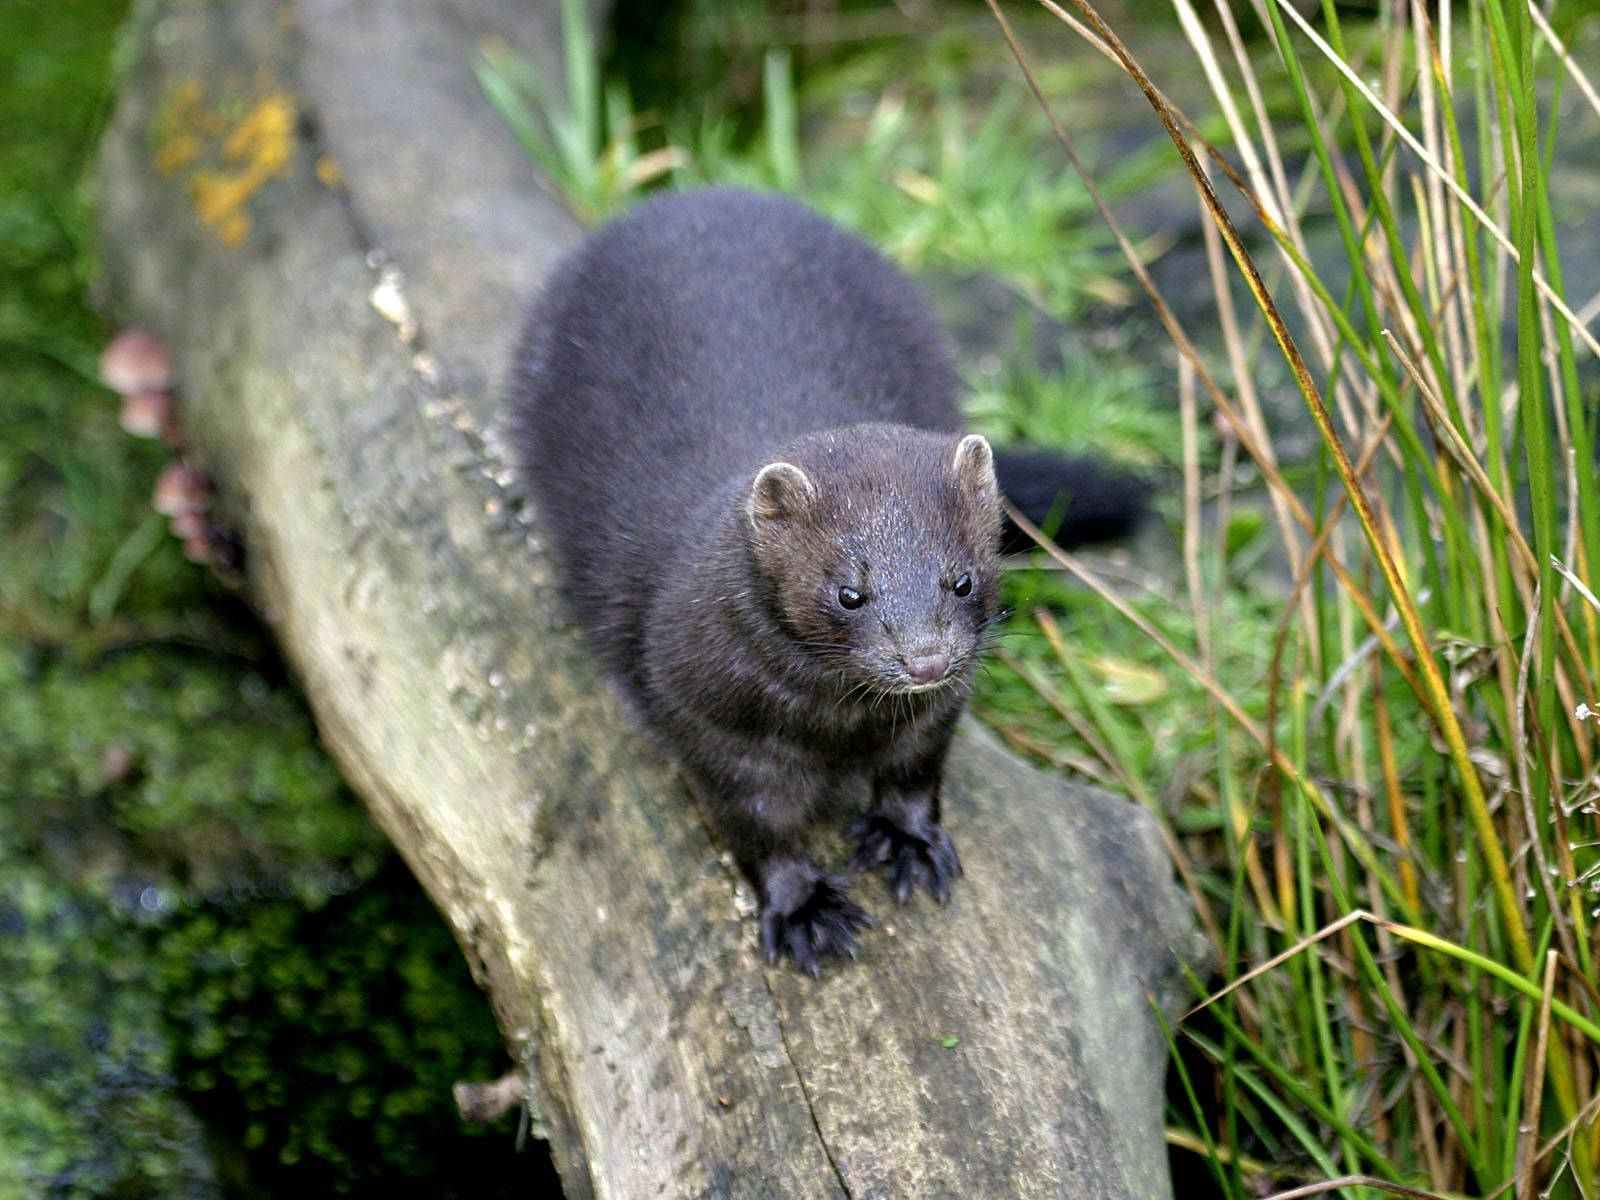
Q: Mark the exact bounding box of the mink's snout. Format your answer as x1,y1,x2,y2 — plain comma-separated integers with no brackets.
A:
904,652,951,686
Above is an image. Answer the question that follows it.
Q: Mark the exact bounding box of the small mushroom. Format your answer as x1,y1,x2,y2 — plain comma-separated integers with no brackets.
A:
99,742,136,787
151,462,209,516
169,510,208,540
453,1074,525,1124
180,536,214,565
118,390,173,439
99,329,173,395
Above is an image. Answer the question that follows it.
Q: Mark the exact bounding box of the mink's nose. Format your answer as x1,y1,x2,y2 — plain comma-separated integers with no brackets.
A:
905,652,951,685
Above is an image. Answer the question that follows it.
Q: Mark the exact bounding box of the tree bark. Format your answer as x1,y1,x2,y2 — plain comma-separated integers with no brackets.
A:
97,2,1207,1196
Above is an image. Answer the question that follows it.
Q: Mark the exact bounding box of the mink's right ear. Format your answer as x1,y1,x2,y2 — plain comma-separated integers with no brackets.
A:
748,462,816,524
951,434,998,503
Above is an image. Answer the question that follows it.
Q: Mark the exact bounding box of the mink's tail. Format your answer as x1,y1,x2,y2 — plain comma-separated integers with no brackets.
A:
991,446,1151,555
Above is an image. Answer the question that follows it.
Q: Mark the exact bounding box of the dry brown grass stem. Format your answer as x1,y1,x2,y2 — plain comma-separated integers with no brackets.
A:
1182,908,1370,1022
1259,1173,1455,1198
1482,1092,1600,1200
1175,0,1343,398
1162,1126,1299,1183
1525,3,1600,123
1521,951,1561,1200
1373,674,1421,914
1179,356,1208,666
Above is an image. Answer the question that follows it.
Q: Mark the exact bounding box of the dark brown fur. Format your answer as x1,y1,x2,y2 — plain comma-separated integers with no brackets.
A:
638,424,1001,969
511,190,1108,971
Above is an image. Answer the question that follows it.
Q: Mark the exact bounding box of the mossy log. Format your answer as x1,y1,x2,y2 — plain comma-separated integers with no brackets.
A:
98,2,1207,1196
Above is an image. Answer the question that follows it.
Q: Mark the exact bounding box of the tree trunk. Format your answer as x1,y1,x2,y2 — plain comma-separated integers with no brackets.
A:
97,2,1207,1196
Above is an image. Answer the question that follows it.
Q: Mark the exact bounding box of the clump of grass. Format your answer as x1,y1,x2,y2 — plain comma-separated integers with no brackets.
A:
475,4,1169,326
474,0,687,223
964,318,1178,465
985,0,1600,1195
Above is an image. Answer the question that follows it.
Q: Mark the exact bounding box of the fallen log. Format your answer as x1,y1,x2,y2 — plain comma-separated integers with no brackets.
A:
97,2,1207,1195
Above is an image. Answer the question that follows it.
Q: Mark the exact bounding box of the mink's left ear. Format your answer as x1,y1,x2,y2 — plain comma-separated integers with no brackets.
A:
748,460,816,525
951,434,998,502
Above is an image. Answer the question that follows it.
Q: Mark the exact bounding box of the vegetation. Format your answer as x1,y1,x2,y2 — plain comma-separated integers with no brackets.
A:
980,0,1600,1196
0,3,530,1194
12,0,1599,1193
477,0,1173,336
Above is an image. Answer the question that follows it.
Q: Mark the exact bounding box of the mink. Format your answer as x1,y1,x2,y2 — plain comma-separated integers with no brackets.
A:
510,188,1143,973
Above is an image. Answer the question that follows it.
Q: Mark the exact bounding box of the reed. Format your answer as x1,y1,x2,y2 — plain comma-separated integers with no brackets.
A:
987,0,1600,1194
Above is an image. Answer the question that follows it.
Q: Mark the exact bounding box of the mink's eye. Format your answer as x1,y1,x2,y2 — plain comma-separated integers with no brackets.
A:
952,573,973,597
837,585,866,610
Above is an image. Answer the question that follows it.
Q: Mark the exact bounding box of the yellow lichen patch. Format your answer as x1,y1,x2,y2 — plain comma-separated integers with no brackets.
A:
166,79,206,127
315,155,343,190
217,213,251,247
190,168,266,245
152,78,300,248
221,93,296,174
154,133,201,176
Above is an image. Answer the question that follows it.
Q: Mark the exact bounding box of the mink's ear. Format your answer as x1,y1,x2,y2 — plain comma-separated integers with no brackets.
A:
951,434,998,501
748,461,816,524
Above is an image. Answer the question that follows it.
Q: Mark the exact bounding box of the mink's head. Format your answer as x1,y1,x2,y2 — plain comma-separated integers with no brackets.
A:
744,425,1003,698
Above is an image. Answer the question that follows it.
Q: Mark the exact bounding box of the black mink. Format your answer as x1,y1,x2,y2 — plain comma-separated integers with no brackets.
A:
510,188,1141,973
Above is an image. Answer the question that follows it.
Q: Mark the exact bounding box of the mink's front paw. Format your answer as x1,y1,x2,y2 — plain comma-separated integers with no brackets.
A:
759,866,874,976
850,812,962,903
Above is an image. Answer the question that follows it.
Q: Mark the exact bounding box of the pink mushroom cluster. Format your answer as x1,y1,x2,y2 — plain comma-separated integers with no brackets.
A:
99,329,177,440
99,329,223,568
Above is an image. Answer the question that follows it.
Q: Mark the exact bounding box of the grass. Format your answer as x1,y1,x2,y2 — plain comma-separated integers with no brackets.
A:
980,0,1600,1195
475,0,1174,332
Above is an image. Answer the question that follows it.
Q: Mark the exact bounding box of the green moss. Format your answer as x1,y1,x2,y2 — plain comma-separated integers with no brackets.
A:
0,629,532,1192
2,641,382,887
143,862,517,1194
0,857,218,1200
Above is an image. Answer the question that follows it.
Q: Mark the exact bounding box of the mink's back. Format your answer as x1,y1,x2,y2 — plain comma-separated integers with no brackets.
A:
510,189,965,673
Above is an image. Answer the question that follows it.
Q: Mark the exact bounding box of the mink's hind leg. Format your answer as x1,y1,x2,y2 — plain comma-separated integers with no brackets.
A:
853,750,963,903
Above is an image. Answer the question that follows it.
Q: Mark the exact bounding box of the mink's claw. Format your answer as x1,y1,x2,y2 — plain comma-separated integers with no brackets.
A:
850,813,962,903
759,873,873,975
